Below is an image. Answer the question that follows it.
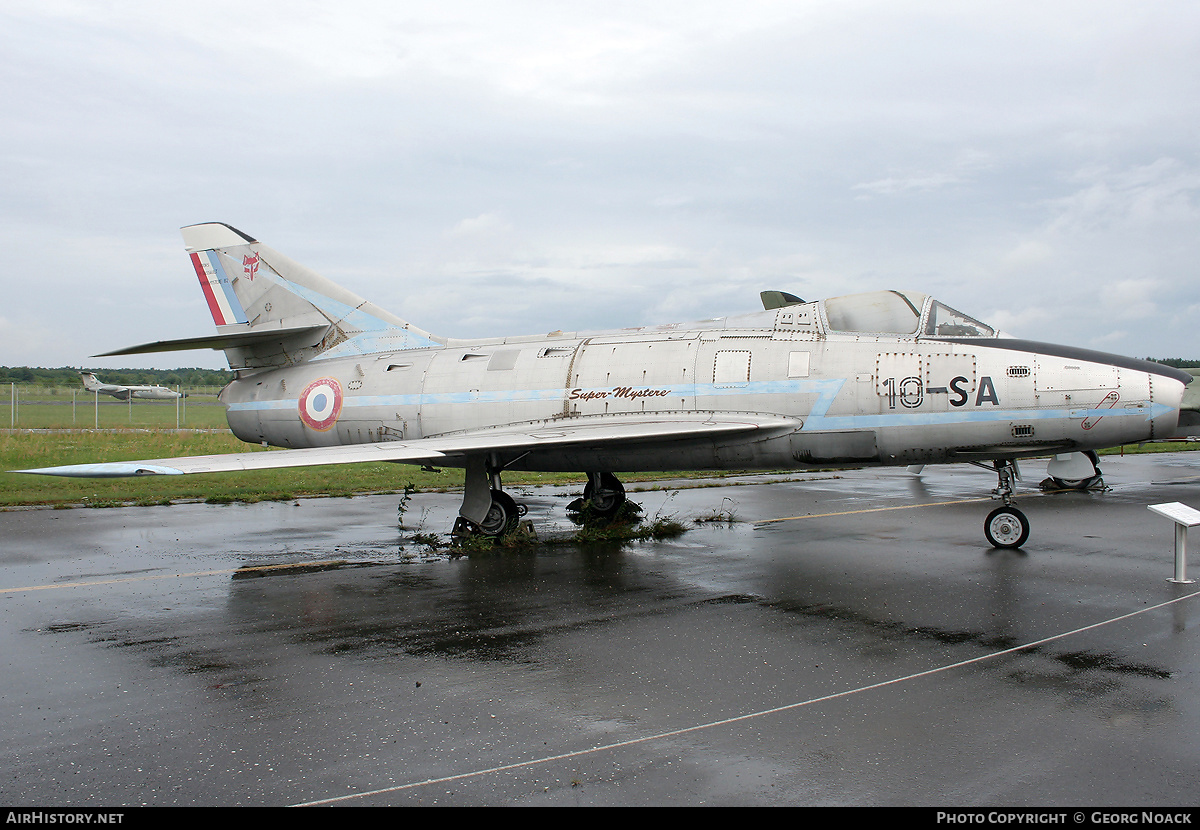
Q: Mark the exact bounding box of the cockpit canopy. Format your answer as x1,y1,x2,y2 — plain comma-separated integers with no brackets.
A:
820,290,994,337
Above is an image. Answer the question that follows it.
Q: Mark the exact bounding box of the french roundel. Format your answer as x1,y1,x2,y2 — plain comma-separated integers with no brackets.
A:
298,377,343,431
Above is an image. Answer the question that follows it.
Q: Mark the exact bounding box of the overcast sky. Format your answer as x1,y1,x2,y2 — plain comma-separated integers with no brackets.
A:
3,0,1200,370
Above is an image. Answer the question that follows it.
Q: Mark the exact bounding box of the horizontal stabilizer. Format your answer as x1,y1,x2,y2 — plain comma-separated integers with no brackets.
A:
14,414,800,478
93,324,331,357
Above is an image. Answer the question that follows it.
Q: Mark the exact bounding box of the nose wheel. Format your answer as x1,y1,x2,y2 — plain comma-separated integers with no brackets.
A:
975,459,1030,549
984,505,1029,549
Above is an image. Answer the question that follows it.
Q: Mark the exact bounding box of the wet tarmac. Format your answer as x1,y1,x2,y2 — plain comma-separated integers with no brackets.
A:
2,453,1200,806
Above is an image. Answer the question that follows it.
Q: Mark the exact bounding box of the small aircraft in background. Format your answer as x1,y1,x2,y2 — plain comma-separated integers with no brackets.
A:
79,372,183,401
21,223,1199,549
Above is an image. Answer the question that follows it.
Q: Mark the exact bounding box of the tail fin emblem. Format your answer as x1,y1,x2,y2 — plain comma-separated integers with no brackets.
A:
242,253,260,281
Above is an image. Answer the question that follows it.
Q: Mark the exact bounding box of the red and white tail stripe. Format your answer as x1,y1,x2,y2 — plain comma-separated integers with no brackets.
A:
190,251,248,326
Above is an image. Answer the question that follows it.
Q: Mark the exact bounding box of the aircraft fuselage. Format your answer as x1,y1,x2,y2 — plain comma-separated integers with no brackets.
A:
219,301,1187,474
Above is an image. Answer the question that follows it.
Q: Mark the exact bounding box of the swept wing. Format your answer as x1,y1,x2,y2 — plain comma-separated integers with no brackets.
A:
16,413,799,478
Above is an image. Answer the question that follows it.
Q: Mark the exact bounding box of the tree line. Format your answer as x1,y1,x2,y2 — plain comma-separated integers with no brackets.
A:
0,366,234,388
1146,358,1200,369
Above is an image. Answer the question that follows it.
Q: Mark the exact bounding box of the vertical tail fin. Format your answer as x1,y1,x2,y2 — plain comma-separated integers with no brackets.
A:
179,223,443,368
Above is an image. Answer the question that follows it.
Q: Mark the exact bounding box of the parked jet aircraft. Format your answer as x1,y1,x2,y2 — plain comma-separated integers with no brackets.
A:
20,223,1199,548
79,372,183,401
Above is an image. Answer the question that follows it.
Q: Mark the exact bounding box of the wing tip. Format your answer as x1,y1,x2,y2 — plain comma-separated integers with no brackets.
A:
13,464,185,478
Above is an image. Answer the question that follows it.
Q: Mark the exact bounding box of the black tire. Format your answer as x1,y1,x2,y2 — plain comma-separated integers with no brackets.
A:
1050,474,1102,490
583,472,626,517
984,506,1030,549
478,490,518,536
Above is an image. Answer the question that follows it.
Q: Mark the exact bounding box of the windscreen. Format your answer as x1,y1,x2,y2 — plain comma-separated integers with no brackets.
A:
923,302,994,337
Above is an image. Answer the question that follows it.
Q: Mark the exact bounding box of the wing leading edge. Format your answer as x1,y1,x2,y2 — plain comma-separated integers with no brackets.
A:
14,414,800,478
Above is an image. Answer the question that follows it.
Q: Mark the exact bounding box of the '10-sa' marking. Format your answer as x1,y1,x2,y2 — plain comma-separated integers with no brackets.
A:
882,376,999,409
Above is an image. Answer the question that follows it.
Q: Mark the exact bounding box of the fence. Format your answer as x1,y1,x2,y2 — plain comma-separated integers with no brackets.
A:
0,384,230,430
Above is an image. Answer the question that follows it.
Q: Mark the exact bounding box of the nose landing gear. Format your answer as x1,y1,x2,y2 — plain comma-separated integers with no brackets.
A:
979,459,1029,549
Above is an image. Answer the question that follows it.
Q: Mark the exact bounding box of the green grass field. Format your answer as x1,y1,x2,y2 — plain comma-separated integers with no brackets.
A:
0,397,228,430
1,400,226,426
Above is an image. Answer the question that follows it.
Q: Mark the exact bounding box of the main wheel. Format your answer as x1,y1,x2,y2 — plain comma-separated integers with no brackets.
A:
478,490,518,536
1050,474,1103,490
583,472,626,517
1049,450,1103,490
984,506,1030,549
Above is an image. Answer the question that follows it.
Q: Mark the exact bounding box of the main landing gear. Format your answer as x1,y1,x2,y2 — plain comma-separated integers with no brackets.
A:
453,456,529,538
454,459,626,538
580,472,627,519
979,459,1030,549
1041,450,1104,491
476,489,524,537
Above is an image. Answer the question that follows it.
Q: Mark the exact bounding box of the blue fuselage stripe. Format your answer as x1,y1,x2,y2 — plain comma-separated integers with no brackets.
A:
226,379,1172,429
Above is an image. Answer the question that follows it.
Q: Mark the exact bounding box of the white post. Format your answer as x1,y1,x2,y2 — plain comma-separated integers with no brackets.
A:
1148,502,1200,584
94,390,98,429
1175,523,1189,583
